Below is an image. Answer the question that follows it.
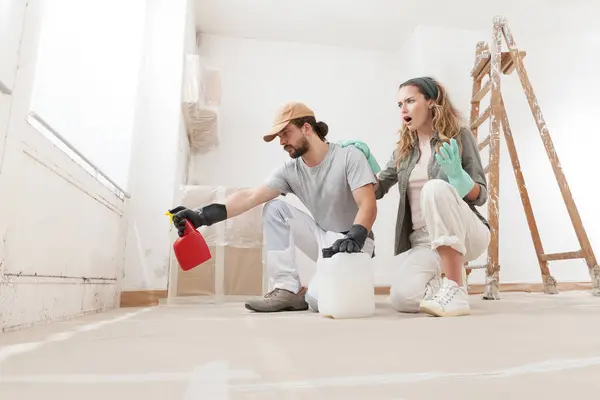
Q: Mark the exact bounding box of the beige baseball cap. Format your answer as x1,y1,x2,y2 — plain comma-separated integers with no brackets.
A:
263,102,315,142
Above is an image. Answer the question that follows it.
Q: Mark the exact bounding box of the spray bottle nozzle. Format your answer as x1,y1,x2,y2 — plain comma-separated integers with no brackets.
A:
165,206,186,225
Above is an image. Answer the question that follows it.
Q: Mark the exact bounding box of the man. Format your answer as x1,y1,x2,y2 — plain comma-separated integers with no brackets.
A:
171,102,378,313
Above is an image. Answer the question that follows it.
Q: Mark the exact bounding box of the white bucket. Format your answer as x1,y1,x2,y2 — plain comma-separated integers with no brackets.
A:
316,251,375,319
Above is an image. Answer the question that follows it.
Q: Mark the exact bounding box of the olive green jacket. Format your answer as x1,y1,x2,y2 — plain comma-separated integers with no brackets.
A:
375,126,489,256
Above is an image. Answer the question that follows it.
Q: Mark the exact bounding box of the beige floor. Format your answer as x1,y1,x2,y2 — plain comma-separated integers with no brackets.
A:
1,291,600,400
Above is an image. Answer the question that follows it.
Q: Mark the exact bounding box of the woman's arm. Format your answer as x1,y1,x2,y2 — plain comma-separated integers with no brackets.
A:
375,151,399,199
459,128,488,206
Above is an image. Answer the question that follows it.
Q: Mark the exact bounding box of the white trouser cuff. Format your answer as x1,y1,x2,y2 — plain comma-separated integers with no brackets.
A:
430,235,466,256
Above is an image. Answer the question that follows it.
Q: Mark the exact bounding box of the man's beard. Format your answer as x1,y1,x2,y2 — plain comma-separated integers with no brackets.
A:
285,139,309,159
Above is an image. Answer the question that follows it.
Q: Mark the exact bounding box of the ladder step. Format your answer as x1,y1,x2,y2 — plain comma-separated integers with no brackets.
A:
471,80,491,103
478,134,490,151
465,264,487,270
471,52,490,79
502,51,527,74
471,106,491,130
471,51,528,79
540,250,583,262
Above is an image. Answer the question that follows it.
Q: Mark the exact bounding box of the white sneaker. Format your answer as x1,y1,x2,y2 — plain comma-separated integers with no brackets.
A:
419,277,470,317
423,276,441,301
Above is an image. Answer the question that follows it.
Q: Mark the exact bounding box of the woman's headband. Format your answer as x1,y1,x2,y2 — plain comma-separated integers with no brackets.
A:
401,77,439,100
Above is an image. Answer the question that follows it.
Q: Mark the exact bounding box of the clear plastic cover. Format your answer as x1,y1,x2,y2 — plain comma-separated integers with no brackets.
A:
170,185,265,298
181,54,220,154
175,57,262,299
199,67,221,106
182,104,219,155
179,185,263,249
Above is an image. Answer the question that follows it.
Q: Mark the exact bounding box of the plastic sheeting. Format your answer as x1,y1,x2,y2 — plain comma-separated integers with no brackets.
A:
181,54,221,154
176,56,264,297
174,245,264,297
179,185,263,249
182,104,219,155
171,185,265,297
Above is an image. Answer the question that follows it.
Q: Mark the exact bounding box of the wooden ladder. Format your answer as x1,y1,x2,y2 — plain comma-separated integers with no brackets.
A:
465,16,600,299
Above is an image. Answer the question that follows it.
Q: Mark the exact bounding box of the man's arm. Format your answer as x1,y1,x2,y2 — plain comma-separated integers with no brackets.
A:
223,184,280,218
322,180,377,255
320,147,379,255
171,166,289,237
344,146,379,233
351,183,377,233
219,163,291,219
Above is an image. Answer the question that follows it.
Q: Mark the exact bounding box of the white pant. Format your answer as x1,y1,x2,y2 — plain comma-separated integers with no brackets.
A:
262,199,375,311
389,179,490,313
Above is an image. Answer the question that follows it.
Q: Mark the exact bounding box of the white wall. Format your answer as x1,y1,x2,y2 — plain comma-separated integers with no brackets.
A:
0,0,27,166
0,0,194,331
121,0,193,291
190,34,403,285
490,28,600,285
390,24,600,286
0,0,128,331
190,24,600,288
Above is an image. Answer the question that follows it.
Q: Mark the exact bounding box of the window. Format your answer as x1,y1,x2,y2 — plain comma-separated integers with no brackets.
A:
30,0,147,193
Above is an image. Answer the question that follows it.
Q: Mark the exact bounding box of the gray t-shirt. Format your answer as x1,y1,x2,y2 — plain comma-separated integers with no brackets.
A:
264,143,377,233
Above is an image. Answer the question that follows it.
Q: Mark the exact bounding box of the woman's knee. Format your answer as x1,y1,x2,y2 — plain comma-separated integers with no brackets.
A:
389,284,425,313
421,179,455,205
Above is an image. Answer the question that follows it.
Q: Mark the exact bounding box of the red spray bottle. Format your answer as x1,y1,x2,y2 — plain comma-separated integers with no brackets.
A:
166,210,212,271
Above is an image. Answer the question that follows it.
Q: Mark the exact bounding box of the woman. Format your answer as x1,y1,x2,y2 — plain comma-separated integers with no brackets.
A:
376,76,490,317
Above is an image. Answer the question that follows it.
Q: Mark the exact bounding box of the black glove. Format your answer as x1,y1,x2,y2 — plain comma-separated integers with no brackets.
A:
321,224,369,257
170,204,227,237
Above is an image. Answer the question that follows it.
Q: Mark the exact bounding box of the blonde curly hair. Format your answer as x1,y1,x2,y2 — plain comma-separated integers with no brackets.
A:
395,77,464,166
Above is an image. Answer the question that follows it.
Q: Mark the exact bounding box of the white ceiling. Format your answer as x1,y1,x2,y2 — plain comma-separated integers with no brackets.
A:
194,0,596,51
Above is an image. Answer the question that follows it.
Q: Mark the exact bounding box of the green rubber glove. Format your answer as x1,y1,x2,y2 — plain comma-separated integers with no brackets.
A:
337,140,382,174
434,138,475,198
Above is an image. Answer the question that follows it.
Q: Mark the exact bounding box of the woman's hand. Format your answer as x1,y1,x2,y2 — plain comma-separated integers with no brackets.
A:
337,140,381,174
434,138,475,198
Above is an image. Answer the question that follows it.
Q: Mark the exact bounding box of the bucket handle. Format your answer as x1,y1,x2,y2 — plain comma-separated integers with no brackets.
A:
322,248,336,259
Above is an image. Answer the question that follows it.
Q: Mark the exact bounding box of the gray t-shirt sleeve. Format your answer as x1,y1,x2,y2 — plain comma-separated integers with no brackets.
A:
264,164,292,195
345,147,377,191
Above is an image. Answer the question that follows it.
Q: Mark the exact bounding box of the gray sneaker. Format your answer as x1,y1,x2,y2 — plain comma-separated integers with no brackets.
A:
244,288,309,312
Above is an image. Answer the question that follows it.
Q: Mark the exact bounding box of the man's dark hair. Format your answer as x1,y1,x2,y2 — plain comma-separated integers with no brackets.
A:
289,116,329,142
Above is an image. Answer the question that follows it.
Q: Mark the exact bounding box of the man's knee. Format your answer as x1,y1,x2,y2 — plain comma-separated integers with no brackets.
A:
262,199,291,222
262,199,294,250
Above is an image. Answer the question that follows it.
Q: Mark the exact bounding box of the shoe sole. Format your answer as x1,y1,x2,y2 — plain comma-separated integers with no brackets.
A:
244,303,309,313
419,304,470,317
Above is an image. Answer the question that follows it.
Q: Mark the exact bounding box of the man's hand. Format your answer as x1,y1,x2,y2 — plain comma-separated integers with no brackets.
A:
322,224,369,257
170,204,227,237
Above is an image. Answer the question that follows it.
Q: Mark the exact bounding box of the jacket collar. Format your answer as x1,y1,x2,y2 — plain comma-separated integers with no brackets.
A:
411,130,441,145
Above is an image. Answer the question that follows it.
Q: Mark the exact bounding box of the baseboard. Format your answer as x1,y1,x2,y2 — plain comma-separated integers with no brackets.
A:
467,281,592,294
121,282,592,308
373,281,592,295
120,290,168,307
374,286,390,295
